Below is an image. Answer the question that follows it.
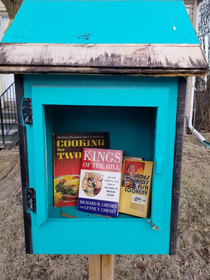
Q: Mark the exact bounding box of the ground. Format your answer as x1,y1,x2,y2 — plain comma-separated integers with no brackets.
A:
0,133,210,280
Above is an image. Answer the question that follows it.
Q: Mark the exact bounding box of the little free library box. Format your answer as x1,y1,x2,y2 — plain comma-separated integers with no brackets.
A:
0,0,207,255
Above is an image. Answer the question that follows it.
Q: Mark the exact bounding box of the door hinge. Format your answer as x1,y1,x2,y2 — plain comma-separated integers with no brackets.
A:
22,98,33,125
27,188,36,213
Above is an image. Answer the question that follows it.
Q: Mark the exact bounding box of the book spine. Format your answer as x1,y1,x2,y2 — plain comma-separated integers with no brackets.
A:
52,134,56,207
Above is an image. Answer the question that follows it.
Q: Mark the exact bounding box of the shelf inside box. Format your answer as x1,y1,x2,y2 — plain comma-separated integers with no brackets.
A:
48,206,148,221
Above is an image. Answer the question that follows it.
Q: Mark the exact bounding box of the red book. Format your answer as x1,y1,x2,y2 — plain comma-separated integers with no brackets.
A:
53,133,109,207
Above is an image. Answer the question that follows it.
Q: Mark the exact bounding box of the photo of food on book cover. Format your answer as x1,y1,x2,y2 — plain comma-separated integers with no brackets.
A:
119,158,153,218
78,148,123,217
53,133,109,207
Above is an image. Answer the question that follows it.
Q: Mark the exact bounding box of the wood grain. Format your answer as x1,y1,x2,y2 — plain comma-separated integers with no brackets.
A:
89,255,101,280
0,43,207,75
0,66,207,76
15,74,33,254
101,255,114,280
169,78,187,255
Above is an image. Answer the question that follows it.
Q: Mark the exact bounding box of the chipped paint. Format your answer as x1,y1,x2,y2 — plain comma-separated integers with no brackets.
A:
147,219,160,231
75,33,91,40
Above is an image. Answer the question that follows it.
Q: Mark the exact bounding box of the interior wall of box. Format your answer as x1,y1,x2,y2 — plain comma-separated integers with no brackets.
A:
45,105,156,216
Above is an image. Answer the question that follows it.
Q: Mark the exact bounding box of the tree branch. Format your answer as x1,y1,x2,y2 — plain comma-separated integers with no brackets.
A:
1,0,23,19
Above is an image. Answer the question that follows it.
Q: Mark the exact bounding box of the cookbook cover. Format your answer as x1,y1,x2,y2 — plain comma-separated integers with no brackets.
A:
53,133,109,207
119,158,153,218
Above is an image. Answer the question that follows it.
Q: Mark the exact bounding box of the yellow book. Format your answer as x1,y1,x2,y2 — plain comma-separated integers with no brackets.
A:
119,158,153,218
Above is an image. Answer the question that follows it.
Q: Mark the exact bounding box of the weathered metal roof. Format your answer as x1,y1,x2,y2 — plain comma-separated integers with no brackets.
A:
0,0,208,75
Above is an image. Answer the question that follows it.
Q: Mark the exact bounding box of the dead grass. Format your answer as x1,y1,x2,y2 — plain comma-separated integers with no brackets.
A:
0,148,19,181
0,134,210,280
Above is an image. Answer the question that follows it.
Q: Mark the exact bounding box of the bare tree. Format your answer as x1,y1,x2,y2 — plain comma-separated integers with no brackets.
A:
195,0,210,131
1,0,23,19
198,0,210,63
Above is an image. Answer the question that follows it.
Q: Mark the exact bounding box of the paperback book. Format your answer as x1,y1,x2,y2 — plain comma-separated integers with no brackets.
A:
119,157,153,218
77,148,123,217
53,133,109,207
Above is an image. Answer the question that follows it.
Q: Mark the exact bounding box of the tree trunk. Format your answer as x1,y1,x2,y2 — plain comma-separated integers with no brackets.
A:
1,0,23,19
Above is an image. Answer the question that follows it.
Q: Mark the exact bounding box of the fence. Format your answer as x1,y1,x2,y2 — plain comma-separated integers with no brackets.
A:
0,82,17,147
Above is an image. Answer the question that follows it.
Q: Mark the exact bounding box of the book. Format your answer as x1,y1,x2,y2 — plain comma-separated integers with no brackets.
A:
53,133,109,207
119,158,153,218
124,156,142,160
77,148,123,217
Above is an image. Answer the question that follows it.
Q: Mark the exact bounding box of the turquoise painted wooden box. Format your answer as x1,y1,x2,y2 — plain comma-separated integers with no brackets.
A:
0,0,207,255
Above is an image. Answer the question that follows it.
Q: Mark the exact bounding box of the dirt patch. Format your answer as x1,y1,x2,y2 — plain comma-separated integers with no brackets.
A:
0,162,21,201
0,147,19,182
0,147,20,201
0,134,210,280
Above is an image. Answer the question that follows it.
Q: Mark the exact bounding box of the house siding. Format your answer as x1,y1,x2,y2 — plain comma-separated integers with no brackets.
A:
183,0,198,133
184,0,195,22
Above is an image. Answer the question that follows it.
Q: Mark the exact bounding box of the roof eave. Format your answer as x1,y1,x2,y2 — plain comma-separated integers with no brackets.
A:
0,43,208,76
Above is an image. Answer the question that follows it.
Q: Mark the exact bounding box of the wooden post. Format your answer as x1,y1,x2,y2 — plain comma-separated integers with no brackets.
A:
101,255,114,280
89,255,114,280
89,255,101,280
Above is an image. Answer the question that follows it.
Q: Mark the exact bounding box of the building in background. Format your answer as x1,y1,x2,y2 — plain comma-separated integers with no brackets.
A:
0,1,17,148
184,0,200,133
0,1,14,95
183,0,210,148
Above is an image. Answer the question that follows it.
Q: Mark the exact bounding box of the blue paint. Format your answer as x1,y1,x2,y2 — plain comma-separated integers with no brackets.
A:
48,105,156,160
78,198,119,217
2,0,198,44
23,74,178,254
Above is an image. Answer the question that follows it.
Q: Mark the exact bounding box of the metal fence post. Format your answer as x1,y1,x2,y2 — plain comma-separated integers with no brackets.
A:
0,100,5,146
